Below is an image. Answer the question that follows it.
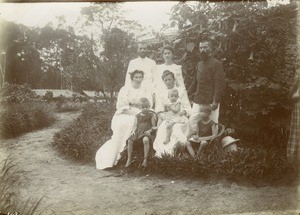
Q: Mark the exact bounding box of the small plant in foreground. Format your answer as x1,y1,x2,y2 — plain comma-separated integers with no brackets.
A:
0,158,43,215
117,144,296,185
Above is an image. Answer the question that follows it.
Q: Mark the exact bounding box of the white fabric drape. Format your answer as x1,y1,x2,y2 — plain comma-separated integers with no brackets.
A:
95,84,153,170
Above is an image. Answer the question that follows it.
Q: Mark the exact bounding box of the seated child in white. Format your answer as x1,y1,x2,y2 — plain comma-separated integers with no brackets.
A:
185,104,218,158
154,88,188,144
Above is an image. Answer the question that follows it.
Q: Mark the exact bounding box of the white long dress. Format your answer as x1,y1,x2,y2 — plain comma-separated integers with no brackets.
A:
153,86,191,157
95,84,153,170
154,63,185,91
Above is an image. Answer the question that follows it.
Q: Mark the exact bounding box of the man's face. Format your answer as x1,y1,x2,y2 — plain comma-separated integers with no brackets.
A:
137,44,147,58
199,42,211,60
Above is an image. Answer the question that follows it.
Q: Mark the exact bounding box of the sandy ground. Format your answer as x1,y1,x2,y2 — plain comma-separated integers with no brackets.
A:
0,111,299,215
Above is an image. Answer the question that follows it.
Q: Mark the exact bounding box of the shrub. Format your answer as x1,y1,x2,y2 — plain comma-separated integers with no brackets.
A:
0,83,40,104
43,91,54,103
56,101,88,113
52,102,115,163
0,158,43,215
0,102,55,139
117,143,296,185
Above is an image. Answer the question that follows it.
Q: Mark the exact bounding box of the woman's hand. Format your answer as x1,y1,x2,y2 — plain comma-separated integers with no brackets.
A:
180,110,187,116
129,103,139,108
211,102,219,111
130,131,135,138
144,129,152,136
197,136,211,142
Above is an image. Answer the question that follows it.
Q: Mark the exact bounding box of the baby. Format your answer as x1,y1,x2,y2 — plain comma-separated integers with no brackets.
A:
155,88,188,144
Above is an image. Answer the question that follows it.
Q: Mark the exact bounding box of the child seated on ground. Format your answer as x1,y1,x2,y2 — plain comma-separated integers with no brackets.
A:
186,104,218,158
125,97,157,168
154,88,188,144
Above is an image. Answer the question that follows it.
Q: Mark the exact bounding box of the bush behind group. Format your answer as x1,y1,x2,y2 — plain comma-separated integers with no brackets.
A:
52,102,115,163
0,83,56,139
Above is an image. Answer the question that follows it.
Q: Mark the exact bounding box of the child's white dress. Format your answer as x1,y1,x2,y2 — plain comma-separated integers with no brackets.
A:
153,86,191,157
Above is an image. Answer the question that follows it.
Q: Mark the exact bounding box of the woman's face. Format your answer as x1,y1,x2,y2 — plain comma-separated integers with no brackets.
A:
162,49,173,62
132,73,144,85
163,74,175,89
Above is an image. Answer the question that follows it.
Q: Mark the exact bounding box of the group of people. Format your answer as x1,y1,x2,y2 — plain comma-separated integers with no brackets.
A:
95,40,226,170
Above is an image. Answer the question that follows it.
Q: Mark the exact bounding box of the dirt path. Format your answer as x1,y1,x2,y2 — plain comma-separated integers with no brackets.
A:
1,112,299,215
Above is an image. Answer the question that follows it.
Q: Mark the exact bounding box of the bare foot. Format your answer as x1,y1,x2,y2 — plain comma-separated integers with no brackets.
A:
125,160,131,168
141,158,148,167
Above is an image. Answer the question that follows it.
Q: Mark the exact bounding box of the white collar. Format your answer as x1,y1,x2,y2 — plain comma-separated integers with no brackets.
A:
138,56,148,61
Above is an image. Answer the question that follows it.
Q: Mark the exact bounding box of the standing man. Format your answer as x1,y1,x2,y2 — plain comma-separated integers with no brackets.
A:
125,42,156,89
188,40,226,132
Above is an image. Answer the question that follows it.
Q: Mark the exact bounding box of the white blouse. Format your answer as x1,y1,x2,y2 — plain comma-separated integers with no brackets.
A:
115,84,153,115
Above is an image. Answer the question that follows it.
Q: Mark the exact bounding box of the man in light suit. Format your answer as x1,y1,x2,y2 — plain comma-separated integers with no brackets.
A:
125,43,156,89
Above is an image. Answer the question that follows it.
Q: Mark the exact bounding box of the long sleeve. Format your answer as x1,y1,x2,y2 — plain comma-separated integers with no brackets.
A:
187,64,198,100
154,89,165,113
125,60,134,86
151,61,157,88
179,87,192,116
115,86,130,113
175,65,185,88
213,61,226,103
145,87,154,109
153,65,161,90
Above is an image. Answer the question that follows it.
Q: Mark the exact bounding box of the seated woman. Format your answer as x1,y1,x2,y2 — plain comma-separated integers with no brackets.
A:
95,70,153,170
153,70,191,157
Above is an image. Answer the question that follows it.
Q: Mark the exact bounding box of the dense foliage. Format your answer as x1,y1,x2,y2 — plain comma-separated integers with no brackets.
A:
117,145,295,185
0,83,55,138
148,2,297,145
52,103,296,185
52,103,115,162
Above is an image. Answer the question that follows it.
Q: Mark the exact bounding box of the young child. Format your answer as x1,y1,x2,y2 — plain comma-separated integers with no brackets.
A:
154,88,188,144
186,104,218,158
125,97,157,168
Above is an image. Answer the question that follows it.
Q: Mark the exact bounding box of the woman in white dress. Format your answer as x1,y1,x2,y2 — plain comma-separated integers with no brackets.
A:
96,70,153,170
153,70,191,157
154,45,185,91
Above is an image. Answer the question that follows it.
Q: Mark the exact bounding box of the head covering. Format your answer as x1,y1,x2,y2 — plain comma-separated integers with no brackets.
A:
221,136,240,148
